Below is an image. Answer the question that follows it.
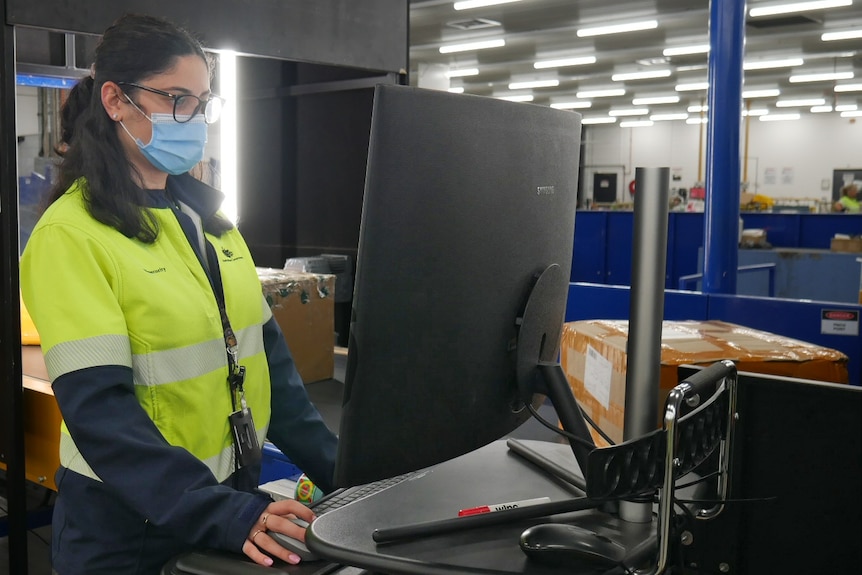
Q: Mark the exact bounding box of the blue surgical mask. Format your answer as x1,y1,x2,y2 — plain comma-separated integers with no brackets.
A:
119,109,208,175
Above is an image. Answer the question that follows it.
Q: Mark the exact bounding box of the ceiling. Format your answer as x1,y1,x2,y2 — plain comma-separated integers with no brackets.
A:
408,0,862,124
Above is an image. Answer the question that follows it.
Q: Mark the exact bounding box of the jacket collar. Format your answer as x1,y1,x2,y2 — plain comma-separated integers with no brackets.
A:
142,173,225,220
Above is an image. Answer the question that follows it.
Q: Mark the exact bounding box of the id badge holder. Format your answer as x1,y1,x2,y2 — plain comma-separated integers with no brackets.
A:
228,367,262,467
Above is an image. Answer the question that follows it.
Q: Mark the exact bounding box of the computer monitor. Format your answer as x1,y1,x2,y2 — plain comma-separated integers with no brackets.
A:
334,84,592,487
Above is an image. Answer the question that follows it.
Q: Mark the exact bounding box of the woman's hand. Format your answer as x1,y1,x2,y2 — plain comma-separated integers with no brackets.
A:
242,499,317,566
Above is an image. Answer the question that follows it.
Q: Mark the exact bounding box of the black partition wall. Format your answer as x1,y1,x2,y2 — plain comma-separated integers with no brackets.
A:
0,1,407,571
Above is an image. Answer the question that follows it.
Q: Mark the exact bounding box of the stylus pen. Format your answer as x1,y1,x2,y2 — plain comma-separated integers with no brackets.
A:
372,497,602,544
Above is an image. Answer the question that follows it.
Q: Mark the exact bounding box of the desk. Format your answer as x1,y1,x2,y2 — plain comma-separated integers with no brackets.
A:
306,440,653,575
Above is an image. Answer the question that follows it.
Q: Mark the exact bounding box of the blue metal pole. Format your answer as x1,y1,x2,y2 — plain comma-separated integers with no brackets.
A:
703,0,746,294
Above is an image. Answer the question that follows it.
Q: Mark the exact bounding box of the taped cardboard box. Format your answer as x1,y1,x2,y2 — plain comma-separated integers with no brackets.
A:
258,268,336,384
561,319,849,446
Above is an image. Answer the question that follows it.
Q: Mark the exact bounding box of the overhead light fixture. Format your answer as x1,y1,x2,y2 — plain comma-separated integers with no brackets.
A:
608,108,650,116
576,88,626,98
508,79,559,90
663,44,710,57
448,87,465,93
743,58,804,70
497,94,534,102
835,104,858,111
835,83,862,92
789,71,854,83
217,50,238,223
650,113,689,121
611,69,672,81
676,82,710,91
810,105,833,113
688,104,709,112
759,113,801,121
742,108,769,116
550,100,592,109
619,119,655,127
742,88,781,98
446,68,479,78
776,97,826,107
577,19,658,38
749,1,852,18
632,95,680,105
582,117,618,125
841,110,862,117
534,56,596,69
454,0,522,10
822,29,862,41
439,38,505,54
686,118,708,124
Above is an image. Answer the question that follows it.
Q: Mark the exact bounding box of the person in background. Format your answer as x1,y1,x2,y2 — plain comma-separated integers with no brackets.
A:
20,13,337,574
834,182,861,213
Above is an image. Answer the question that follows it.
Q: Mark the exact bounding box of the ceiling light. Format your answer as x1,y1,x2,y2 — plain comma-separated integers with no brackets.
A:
508,79,559,90
749,1,852,18
577,19,658,38
836,104,858,111
776,97,826,107
497,94,534,102
687,118,708,124
576,88,626,98
534,56,596,69
663,44,710,57
650,113,689,121
742,88,781,98
454,0,522,10
742,108,769,116
439,38,505,54
619,120,655,127
612,69,672,82
841,110,862,117
822,29,862,41
550,101,592,109
743,58,804,70
676,82,710,91
448,87,465,94
688,105,709,112
446,68,479,78
835,83,862,92
608,108,650,116
759,113,801,122
632,95,680,105
810,105,833,113
789,71,854,83
582,117,618,125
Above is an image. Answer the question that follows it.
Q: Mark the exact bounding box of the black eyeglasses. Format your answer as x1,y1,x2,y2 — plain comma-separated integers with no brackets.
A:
117,82,225,124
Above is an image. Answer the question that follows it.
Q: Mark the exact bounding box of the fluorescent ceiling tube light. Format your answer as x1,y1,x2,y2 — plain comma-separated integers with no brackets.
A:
650,113,689,121
663,44,710,57
835,104,858,111
576,88,626,98
619,120,654,127
582,117,618,125
454,0,522,10
439,38,505,54
776,97,826,107
448,87,465,93
759,113,801,121
688,105,709,112
446,68,479,78
612,69,672,81
687,118,708,124
749,1,852,18
822,29,862,41
632,95,680,105
550,101,592,109
841,110,862,117
789,71,854,82
742,108,769,116
810,105,833,112
676,82,710,91
508,79,559,90
742,88,781,98
577,19,658,38
497,94,534,102
534,56,596,69
608,108,650,116
834,83,862,92
217,50,238,223
743,58,804,70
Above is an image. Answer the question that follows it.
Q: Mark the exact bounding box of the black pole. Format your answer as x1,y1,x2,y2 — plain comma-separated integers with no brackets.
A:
0,1,29,571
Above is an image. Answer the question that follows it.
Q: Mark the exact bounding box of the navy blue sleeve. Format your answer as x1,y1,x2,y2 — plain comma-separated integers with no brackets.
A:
262,316,338,494
52,366,271,551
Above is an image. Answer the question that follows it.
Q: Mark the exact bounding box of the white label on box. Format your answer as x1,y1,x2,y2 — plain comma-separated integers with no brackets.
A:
821,309,859,336
584,345,612,410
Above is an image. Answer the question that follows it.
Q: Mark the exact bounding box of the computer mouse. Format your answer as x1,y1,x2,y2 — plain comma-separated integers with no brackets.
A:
268,517,321,562
519,523,627,569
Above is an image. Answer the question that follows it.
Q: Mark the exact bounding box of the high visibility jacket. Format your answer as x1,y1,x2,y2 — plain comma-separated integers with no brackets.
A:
20,174,337,574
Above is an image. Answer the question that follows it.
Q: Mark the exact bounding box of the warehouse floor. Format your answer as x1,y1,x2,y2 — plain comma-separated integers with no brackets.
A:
1,349,564,574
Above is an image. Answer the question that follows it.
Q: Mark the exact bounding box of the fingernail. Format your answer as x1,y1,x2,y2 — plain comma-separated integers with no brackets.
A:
289,554,301,564
263,557,273,566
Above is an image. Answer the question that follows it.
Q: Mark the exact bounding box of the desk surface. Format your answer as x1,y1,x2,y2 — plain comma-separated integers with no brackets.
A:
307,440,653,575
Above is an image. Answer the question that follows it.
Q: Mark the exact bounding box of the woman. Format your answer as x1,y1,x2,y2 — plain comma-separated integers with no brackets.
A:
20,13,338,574
834,182,860,213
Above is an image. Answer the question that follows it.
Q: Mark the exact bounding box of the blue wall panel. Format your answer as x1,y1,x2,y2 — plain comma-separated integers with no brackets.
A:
571,212,608,283
566,282,709,322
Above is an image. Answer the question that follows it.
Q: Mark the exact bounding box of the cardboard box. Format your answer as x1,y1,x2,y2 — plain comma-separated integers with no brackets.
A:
561,319,849,446
830,237,862,253
258,268,336,384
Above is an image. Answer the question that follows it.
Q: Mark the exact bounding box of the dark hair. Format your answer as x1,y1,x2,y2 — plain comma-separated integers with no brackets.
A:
50,13,232,242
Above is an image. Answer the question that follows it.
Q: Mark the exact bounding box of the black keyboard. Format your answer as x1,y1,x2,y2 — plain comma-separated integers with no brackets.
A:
311,471,420,515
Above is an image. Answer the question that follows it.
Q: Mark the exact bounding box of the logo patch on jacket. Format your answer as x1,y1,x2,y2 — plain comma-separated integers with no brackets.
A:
221,247,244,262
